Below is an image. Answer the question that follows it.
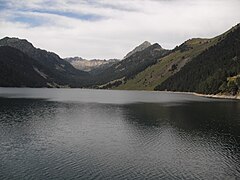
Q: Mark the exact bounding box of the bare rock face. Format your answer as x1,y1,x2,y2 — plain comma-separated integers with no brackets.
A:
65,57,120,72
123,41,152,59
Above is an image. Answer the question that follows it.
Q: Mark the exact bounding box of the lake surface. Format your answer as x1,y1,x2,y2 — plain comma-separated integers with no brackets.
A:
0,88,240,180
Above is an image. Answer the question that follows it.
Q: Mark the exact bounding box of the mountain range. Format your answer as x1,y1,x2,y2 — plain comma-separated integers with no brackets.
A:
0,23,239,97
65,57,120,74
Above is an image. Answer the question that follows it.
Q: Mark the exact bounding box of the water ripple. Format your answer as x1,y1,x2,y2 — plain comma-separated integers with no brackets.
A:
0,89,240,179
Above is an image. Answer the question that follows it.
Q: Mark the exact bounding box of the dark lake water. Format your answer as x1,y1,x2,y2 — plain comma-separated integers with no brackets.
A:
0,88,240,180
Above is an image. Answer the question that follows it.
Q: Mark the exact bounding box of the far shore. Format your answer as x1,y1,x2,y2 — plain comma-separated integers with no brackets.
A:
0,86,239,100
163,90,240,100
193,92,240,100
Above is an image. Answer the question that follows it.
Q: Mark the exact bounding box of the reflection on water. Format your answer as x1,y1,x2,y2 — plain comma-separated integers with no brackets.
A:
0,88,240,179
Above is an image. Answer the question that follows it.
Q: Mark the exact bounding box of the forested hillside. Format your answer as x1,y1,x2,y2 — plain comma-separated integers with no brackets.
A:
0,37,89,87
116,38,218,90
0,24,239,96
0,46,52,87
155,24,240,95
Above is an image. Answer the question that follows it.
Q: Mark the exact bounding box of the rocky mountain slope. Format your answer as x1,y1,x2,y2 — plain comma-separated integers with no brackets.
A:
124,41,151,59
65,57,119,74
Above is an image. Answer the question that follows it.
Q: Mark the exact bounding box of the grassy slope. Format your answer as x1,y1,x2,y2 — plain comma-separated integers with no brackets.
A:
116,25,238,91
155,24,240,95
116,38,218,90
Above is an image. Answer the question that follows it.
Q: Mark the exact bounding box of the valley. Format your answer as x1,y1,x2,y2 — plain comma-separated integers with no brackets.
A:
0,23,239,98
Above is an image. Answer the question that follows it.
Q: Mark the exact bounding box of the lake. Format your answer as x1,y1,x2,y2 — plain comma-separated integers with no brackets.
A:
0,88,240,179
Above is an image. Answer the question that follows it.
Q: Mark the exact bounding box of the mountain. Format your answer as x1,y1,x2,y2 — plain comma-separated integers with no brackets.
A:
65,57,119,74
65,57,106,71
117,23,240,92
1,24,239,95
89,43,170,88
155,24,240,96
0,46,56,87
117,38,218,90
0,37,89,87
124,41,151,59
88,59,120,75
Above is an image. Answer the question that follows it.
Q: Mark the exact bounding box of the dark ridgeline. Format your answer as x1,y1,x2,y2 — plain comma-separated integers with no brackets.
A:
0,37,89,87
155,23,240,95
0,46,51,87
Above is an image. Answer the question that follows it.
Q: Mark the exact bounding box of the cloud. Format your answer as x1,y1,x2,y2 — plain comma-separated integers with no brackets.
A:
0,0,240,59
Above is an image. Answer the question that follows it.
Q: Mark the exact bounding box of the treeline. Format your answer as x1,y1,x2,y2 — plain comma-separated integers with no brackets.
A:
155,24,240,95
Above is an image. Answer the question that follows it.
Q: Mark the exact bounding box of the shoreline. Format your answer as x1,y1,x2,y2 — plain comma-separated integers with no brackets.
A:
161,90,240,100
0,86,239,100
193,92,240,100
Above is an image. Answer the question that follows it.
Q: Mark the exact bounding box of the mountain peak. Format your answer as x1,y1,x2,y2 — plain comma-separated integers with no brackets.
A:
1,36,28,43
141,41,151,46
0,37,35,50
124,41,152,59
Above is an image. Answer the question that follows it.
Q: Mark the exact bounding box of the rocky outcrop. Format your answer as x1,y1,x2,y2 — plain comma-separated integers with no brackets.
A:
123,41,152,59
65,57,119,72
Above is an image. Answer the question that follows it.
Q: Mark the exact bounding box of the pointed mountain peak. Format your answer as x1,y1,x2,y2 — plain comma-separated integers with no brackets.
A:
141,41,151,46
124,41,152,59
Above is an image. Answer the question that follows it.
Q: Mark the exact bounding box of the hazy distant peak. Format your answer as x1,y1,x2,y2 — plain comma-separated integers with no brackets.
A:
65,57,120,72
124,41,152,59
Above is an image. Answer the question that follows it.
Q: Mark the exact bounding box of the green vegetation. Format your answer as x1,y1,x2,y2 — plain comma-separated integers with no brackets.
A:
0,37,89,87
116,38,218,90
89,43,170,88
155,24,240,96
1,23,240,97
223,75,240,95
0,46,51,87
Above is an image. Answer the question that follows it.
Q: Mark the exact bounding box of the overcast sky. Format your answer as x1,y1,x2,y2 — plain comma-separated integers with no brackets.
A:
0,0,240,59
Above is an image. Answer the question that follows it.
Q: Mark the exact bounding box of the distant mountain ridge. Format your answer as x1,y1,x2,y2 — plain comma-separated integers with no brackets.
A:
65,41,153,74
65,57,120,73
